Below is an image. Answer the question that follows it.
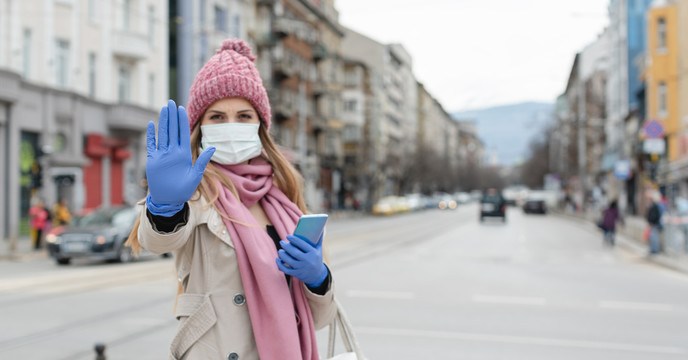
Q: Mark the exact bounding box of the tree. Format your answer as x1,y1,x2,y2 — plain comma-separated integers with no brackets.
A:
520,129,552,188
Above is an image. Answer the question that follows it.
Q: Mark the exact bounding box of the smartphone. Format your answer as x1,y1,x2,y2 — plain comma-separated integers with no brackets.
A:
293,214,328,246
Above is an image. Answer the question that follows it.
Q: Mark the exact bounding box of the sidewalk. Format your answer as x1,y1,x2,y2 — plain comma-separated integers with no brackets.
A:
0,235,49,262
555,209,688,274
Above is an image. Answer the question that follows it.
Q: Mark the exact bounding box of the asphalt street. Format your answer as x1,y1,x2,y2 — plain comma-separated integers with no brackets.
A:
0,204,686,359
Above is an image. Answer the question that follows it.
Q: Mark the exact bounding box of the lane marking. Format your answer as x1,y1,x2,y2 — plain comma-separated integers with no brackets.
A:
356,327,685,355
599,301,674,312
473,295,547,306
346,290,415,300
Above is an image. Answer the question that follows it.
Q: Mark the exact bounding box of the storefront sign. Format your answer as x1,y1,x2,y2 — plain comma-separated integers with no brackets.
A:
613,160,631,180
643,138,666,154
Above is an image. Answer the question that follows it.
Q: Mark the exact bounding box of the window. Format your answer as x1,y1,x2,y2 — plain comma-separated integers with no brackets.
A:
657,17,667,51
329,60,336,82
148,6,155,45
121,0,131,30
118,64,131,103
215,6,227,32
344,100,357,112
344,69,358,87
343,126,358,142
55,39,69,88
88,0,96,21
658,82,667,117
148,73,155,107
233,14,240,38
88,53,96,97
199,0,206,22
199,34,208,64
329,96,336,118
22,29,31,78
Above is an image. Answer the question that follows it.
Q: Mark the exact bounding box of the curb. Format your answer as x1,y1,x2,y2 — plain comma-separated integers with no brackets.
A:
0,251,49,262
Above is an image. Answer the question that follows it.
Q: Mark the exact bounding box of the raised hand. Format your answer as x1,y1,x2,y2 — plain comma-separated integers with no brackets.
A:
145,100,215,217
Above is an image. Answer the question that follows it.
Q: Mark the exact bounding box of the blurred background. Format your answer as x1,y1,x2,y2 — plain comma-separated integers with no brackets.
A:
1,0,688,359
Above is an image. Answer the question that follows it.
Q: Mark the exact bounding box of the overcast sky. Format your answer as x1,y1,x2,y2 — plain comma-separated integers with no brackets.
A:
336,0,610,112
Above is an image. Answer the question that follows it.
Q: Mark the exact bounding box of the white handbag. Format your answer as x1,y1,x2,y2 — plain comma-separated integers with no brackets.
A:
325,298,365,360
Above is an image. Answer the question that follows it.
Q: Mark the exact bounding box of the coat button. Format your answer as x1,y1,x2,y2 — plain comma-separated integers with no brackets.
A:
222,229,226,235
233,294,246,306
227,352,239,360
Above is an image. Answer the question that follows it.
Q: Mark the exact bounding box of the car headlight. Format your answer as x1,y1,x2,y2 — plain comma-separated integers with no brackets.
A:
46,234,61,244
95,235,107,245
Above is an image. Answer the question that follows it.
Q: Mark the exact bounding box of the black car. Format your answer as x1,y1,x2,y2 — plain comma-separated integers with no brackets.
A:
480,194,506,222
46,206,147,265
523,198,547,214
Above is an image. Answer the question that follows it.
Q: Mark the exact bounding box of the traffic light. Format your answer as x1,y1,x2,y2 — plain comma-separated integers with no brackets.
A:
30,161,43,189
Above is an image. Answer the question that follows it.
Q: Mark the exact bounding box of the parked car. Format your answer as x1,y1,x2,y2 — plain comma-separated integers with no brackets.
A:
454,192,471,204
372,196,409,216
480,192,507,222
404,193,425,211
46,205,160,265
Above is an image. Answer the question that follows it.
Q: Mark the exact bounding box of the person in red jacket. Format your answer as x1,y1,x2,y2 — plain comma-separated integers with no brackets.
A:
28,199,50,250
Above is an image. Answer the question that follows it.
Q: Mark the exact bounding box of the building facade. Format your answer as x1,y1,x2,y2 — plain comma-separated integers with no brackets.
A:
0,0,168,243
650,0,688,205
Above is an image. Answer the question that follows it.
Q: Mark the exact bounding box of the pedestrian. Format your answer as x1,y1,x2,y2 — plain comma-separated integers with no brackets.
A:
600,200,623,246
52,197,72,226
127,39,336,360
646,191,663,254
28,198,49,250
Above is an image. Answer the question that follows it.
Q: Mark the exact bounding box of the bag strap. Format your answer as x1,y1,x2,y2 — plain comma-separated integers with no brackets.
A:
327,298,364,359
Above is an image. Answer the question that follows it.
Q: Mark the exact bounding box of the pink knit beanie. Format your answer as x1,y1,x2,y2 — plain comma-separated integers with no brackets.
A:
186,39,271,131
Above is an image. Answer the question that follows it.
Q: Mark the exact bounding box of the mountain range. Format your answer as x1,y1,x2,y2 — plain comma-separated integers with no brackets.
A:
451,102,555,167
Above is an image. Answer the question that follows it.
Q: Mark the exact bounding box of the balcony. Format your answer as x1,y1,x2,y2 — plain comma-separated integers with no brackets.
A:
312,44,327,62
273,62,296,82
111,30,149,59
310,114,327,133
255,32,277,48
271,90,296,121
107,103,156,132
310,81,326,97
273,18,318,44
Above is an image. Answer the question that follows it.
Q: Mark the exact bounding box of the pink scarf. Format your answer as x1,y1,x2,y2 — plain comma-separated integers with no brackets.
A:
212,158,319,360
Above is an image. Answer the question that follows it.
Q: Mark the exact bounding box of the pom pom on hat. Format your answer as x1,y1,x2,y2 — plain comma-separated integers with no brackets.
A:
217,39,257,62
187,38,271,131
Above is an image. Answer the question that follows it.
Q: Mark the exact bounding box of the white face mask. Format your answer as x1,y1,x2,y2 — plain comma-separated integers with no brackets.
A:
200,123,263,165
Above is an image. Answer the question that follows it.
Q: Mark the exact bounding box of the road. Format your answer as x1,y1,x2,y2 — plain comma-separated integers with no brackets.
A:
0,204,687,359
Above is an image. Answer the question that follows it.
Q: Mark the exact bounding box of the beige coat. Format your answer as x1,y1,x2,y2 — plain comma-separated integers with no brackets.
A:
137,196,337,360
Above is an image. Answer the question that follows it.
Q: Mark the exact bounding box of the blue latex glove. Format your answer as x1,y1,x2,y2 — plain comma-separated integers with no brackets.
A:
146,100,215,216
276,234,328,288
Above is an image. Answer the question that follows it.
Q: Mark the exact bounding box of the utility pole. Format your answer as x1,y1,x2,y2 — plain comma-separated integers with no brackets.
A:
177,0,192,107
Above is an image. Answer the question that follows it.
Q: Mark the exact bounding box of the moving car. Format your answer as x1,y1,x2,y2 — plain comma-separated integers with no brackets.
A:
46,205,151,265
523,198,547,214
522,190,551,214
436,193,457,210
480,191,506,222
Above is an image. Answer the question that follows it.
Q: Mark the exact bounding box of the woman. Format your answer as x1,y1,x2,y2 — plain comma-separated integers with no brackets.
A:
601,200,623,246
53,197,72,226
29,198,49,250
128,39,336,360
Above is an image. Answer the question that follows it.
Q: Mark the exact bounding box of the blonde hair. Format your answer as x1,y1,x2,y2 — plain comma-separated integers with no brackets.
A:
126,119,307,255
